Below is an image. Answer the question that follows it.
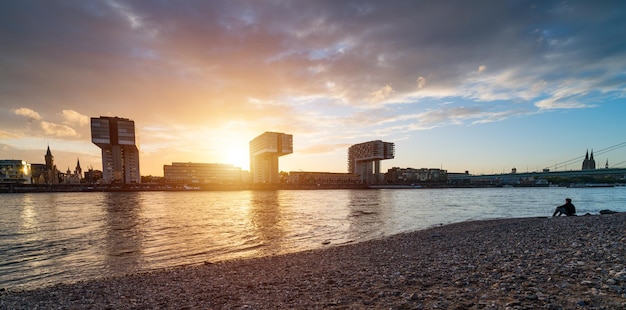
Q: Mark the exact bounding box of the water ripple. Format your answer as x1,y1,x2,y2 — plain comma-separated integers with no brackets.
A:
1,188,625,290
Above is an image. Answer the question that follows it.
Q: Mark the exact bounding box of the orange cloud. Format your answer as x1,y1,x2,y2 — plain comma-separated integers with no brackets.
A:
40,121,79,137
61,110,89,126
14,108,42,121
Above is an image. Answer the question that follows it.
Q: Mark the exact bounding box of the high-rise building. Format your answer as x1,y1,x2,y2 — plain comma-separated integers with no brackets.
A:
249,132,293,183
348,140,395,184
91,116,141,184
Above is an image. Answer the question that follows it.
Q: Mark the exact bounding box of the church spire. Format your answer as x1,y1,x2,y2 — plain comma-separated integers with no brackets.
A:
45,145,54,169
75,158,82,177
590,149,596,169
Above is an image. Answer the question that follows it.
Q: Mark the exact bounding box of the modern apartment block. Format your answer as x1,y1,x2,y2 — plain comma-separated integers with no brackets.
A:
164,162,243,184
249,132,293,183
348,140,395,184
91,116,141,184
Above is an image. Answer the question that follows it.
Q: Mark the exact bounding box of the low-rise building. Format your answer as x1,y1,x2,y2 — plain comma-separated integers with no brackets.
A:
29,146,61,184
164,162,243,184
288,171,360,184
0,160,31,184
84,168,103,184
385,167,448,184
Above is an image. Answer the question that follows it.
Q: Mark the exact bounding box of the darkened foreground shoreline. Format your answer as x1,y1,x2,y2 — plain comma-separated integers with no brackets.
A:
2,214,625,309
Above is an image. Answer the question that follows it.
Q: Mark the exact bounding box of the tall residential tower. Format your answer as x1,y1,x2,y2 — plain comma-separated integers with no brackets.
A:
348,140,395,184
249,132,293,183
91,116,141,184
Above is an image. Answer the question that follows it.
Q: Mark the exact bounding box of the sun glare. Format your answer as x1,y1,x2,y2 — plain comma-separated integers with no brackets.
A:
225,147,249,170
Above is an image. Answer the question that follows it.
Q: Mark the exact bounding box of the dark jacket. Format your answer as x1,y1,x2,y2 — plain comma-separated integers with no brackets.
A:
561,202,576,216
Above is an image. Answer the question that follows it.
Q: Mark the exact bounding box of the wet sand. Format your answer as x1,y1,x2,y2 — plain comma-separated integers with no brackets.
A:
1,213,625,309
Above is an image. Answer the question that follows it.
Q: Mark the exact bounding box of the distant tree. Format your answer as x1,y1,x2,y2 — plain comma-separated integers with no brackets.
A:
279,171,289,183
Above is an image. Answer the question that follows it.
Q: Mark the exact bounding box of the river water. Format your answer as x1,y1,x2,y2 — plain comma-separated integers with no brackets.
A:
1,187,625,290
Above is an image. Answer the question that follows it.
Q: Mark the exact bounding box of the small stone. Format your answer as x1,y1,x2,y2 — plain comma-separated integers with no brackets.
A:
599,209,618,214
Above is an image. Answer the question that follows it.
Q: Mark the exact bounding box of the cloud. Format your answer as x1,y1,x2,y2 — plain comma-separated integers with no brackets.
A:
0,130,20,139
14,108,42,121
1,0,625,161
417,76,426,89
534,98,588,110
414,107,485,125
299,143,352,154
40,121,79,137
61,110,89,126
346,108,397,127
106,0,144,29
369,84,394,103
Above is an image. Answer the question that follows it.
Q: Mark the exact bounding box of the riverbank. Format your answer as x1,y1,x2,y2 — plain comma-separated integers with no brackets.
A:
2,213,625,309
0,183,375,193
1,182,573,193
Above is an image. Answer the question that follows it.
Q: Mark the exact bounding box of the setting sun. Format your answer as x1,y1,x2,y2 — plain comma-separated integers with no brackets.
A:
225,147,250,170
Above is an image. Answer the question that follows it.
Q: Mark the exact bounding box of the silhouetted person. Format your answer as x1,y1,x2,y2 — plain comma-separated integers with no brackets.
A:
553,198,576,216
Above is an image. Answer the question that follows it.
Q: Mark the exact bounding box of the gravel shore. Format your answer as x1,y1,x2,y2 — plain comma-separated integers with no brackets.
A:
2,213,625,309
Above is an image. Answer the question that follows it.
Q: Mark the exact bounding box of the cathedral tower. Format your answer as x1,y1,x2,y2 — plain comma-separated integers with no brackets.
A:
582,149,596,170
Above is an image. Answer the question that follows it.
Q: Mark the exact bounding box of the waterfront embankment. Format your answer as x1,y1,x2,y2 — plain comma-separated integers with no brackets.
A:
1,213,625,309
0,182,369,193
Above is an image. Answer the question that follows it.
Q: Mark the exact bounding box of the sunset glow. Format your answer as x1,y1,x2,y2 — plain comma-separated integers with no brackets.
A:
225,147,250,171
1,1,625,176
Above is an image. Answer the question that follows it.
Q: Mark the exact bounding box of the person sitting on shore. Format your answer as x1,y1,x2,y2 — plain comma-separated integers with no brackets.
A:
553,198,576,216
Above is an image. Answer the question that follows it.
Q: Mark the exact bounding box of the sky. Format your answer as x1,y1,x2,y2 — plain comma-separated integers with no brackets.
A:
1,0,626,176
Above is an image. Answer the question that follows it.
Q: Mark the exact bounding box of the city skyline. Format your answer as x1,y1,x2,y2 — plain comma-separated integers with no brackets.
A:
2,1,626,176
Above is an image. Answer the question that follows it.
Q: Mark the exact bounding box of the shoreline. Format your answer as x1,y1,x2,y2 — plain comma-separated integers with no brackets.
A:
1,214,625,309
0,182,576,193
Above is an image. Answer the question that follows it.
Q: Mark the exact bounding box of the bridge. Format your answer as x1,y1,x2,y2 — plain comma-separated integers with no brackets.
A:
448,168,626,182
450,142,626,183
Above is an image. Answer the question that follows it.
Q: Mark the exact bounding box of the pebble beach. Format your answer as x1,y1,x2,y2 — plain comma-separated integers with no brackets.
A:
1,213,625,309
